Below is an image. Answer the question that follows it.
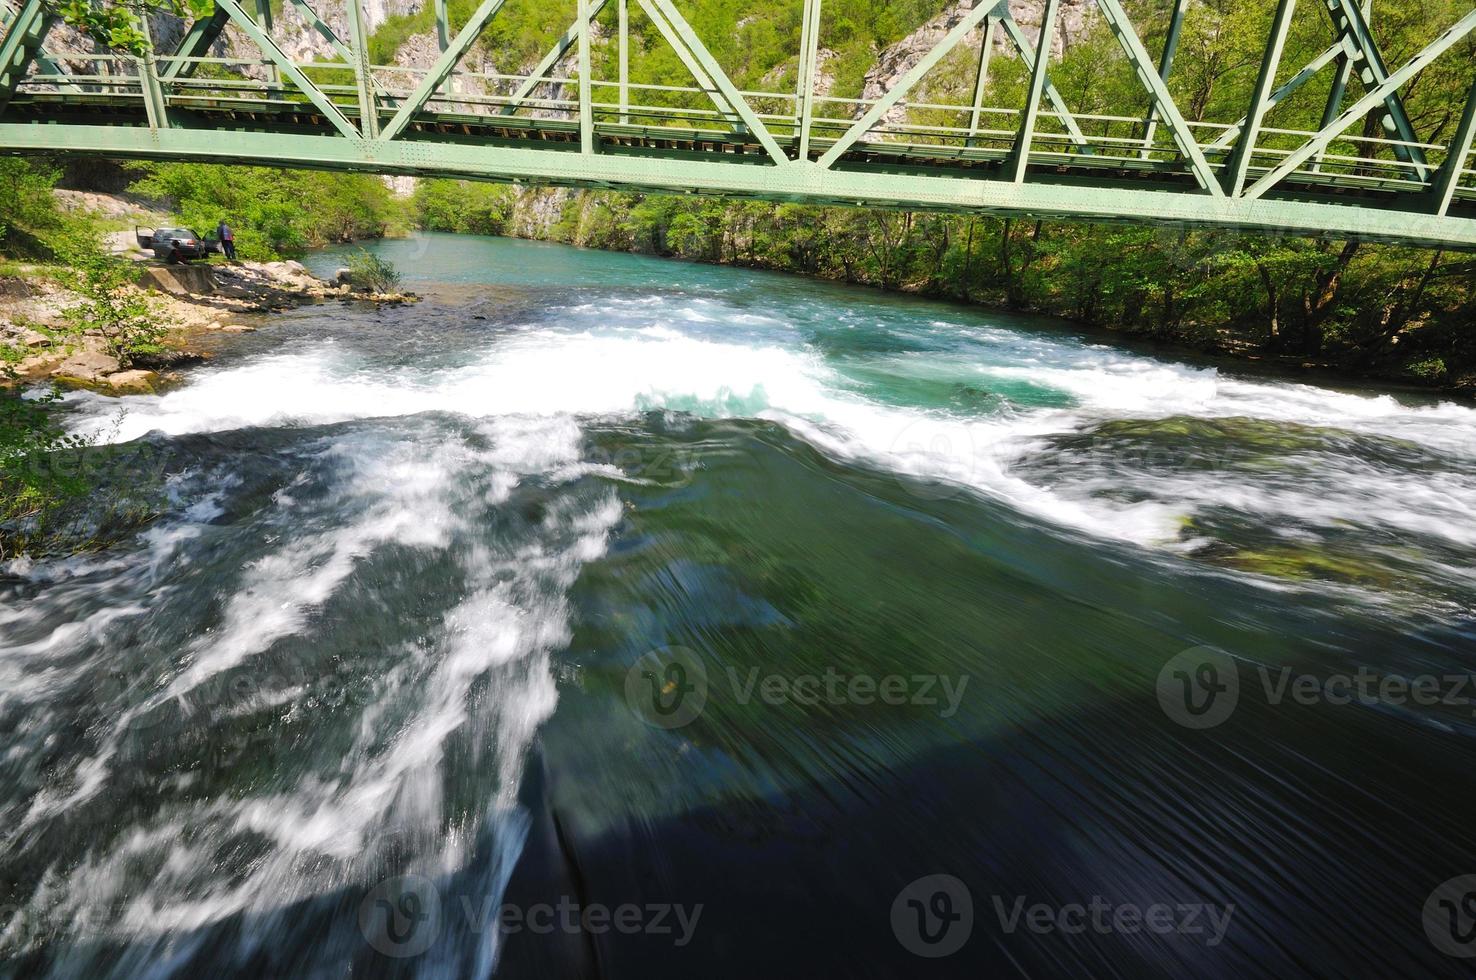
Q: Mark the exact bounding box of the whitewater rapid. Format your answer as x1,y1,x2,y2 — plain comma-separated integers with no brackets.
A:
8,251,1476,978
64,301,1476,588
3,413,620,977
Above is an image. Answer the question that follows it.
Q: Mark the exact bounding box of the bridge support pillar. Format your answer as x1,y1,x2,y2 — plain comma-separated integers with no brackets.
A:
1222,0,1296,197
1005,0,1059,183
1139,0,1188,158
1429,80,1476,217
965,14,997,148
577,0,592,153
254,0,279,87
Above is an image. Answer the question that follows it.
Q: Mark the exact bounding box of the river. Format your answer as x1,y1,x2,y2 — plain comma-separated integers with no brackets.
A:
3,233,1475,978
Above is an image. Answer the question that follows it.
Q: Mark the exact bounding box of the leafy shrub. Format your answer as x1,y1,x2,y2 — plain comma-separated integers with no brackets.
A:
346,248,403,293
0,158,63,257
0,383,92,558
47,0,213,56
129,164,406,260
59,231,165,368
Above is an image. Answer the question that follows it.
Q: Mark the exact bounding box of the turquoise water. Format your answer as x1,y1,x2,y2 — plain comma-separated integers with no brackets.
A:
3,233,1475,977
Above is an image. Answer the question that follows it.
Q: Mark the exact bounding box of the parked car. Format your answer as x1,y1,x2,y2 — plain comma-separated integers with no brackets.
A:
135,227,219,263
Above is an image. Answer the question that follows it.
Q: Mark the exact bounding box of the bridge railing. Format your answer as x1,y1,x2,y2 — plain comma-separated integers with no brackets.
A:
9,15,1474,224
15,48,1461,174
18,49,1468,208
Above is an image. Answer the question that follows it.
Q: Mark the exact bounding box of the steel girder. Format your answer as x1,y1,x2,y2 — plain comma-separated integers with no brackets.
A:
0,0,51,112
7,121,1473,249
1,0,1474,248
1244,9,1476,199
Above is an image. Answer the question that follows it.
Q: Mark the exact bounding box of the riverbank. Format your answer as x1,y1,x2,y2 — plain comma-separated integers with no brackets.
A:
407,183,1476,398
1,192,417,393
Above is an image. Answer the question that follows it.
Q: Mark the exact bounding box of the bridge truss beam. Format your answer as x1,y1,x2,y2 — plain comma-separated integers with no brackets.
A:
7,120,1472,249
0,0,1473,248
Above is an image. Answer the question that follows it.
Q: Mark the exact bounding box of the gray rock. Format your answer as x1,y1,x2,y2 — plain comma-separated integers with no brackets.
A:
104,369,158,393
56,350,121,382
860,0,1094,124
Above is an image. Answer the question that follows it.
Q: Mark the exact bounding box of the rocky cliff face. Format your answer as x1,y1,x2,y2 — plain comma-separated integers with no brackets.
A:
859,0,1094,121
232,0,418,63
506,187,572,238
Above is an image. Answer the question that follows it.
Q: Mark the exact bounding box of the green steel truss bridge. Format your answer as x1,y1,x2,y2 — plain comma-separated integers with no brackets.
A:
2,0,1475,247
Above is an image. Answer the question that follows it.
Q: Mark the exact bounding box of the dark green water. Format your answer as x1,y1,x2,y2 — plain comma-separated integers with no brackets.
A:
4,233,1475,977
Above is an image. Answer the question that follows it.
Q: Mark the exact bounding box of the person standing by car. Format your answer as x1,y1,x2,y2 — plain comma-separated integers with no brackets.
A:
217,219,237,261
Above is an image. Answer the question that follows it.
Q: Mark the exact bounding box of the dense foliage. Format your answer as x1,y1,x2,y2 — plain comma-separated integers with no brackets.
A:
0,163,163,557
508,195,1474,384
26,0,1476,388
59,230,167,369
45,0,213,57
0,159,64,258
129,164,404,259
367,0,946,101
0,383,93,559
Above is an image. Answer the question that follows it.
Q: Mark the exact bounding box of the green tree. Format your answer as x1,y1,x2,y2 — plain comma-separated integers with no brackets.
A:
60,231,165,368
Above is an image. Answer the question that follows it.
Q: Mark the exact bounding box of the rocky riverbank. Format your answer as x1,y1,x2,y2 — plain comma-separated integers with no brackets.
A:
3,191,415,394
1,258,412,393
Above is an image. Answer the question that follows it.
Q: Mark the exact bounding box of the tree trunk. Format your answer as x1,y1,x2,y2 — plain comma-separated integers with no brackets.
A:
1256,261,1280,347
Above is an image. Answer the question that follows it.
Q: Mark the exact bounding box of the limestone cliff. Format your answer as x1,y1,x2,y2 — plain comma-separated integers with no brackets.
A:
858,0,1094,123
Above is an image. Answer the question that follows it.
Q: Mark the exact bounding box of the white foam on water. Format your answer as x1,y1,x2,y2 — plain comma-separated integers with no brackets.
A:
9,416,621,979
59,299,1476,565
16,280,1476,973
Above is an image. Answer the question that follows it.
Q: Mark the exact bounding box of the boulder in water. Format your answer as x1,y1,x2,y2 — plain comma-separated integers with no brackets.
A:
104,369,158,394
